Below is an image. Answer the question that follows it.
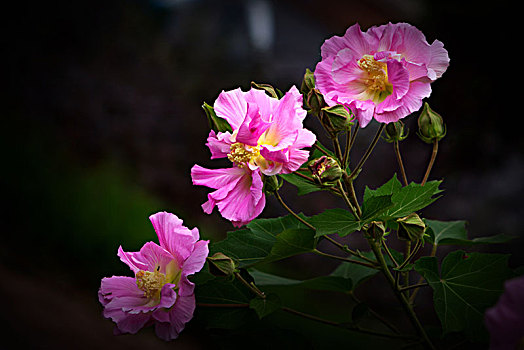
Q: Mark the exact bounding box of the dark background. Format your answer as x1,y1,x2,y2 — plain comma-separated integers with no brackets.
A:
2,0,522,349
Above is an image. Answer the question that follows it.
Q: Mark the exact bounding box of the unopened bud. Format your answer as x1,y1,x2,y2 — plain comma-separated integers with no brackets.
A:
396,213,426,241
263,175,283,194
320,105,354,134
306,88,327,115
308,156,343,184
251,81,282,99
300,68,316,96
367,221,386,240
384,121,408,143
207,252,237,277
417,102,446,144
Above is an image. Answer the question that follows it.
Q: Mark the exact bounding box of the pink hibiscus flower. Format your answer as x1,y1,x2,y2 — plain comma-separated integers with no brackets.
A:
98,211,209,340
191,86,316,227
314,22,449,127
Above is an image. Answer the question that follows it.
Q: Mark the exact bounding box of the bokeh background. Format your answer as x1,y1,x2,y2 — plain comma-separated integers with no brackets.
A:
3,0,522,348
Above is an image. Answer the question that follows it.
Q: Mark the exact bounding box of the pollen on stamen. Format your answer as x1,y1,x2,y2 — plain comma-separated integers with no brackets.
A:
135,270,167,299
227,142,260,167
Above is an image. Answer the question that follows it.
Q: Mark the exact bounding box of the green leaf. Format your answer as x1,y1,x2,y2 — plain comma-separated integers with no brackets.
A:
425,219,515,246
308,208,360,238
414,250,513,341
360,194,394,222
211,215,313,268
279,173,324,196
202,102,232,133
249,293,282,319
364,174,442,219
250,269,353,293
266,228,316,263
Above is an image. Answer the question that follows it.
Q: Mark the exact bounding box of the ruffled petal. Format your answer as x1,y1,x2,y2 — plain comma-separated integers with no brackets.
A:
149,212,196,264
213,88,248,130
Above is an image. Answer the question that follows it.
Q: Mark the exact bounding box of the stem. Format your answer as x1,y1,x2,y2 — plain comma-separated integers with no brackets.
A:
421,140,439,185
313,142,332,157
399,283,429,292
393,140,409,186
197,303,250,308
274,190,316,231
348,124,386,180
332,137,344,163
342,173,362,217
409,243,437,303
367,238,435,349
323,236,378,264
382,242,400,268
337,180,360,219
349,121,360,152
314,249,379,269
342,129,351,169
349,292,401,335
397,240,421,271
234,271,265,299
281,307,414,340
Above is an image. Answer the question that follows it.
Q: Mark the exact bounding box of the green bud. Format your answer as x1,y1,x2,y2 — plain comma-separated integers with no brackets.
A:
320,105,354,134
383,121,408,143
207,252,237,277
306,88,327,115
417,102,446,144
308,156,343,184
396,213,426,241
262,175,283,194
250,81,282,99
300,68,316,95
366,221,386,240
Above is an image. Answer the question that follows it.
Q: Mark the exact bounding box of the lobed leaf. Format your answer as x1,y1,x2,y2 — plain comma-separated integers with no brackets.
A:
425,219,515,246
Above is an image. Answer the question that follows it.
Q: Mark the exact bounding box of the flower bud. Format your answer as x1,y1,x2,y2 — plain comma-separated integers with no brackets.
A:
300,68,316,96
251,81,282,99
383,121,408,143
207,252,237,277
417,102,446,144
396,213,426,241
308,156,343,184
366,221,386,240
306,88,327,115
320,105,354,134
263,175,283,194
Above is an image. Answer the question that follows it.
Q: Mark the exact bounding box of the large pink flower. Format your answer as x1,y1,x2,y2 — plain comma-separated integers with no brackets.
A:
191,86,316,227
98,212,209,340
315,22,449,127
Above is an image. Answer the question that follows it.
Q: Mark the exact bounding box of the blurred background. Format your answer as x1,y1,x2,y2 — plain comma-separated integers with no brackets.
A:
2,0,522,348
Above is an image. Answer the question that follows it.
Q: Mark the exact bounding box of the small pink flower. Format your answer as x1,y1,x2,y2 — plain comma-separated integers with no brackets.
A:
191,86,315,226
98,212,209,340
315,22,449,127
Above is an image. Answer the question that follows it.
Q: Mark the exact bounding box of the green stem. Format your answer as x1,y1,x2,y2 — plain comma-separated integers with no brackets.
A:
313,249,379,269
421,140,438,185
234,271,265,299
281,306,413,340
342,173,362,217
367,238,435,349
348,124,386,180
349,292,401,335
397,240,421,271
342,129,352,169
313,142,332,157
409,243,437,303
399,283,429,292
382,242,400,268
337,180,360,219
274,190,316,231
393,140,409,186
332,137,344,163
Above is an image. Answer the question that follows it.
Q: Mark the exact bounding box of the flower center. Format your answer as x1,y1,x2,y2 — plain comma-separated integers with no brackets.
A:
227,142,261,167
357,55,392,103
136,269,167,300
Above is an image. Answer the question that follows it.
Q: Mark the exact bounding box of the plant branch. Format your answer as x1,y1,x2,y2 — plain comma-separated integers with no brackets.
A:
313,249,379,269
393,140,409,186
348,123,386,180
337,180,360,219
421,140,439,185
234,271,265,299
366,238,435,349
274,190,316,231
349,292,401,334
399,283,429,292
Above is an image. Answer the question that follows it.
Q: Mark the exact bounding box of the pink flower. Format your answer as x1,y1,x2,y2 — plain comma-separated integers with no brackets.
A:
191,86,316,227
314,22,449,127
98,212,209,341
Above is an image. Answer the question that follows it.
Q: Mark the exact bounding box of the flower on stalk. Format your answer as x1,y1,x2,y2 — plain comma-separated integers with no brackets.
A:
191,86,316,227
98,212,209,341
308,156,343,184
314,22,449,127
417,102,446,143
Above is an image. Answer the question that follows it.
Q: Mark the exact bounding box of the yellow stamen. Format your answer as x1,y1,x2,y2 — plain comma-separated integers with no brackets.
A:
227,142,260,167
135,270,167,300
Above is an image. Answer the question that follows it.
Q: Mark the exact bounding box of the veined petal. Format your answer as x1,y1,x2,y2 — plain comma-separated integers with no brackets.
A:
206,130,234,159
181,239,209,276
154,294,196,341
214,88,248,130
